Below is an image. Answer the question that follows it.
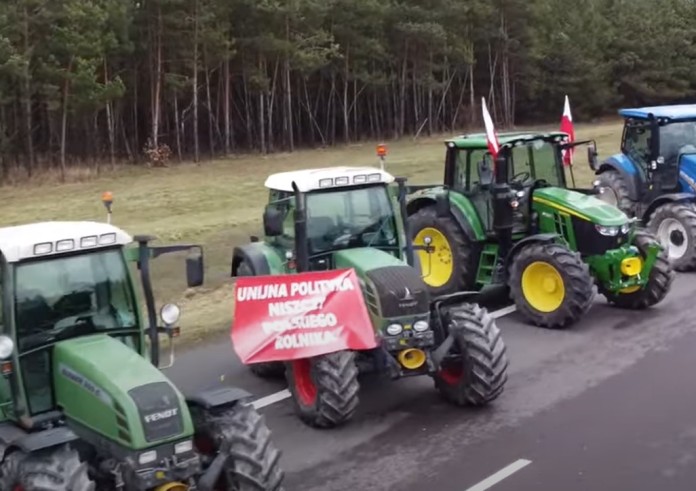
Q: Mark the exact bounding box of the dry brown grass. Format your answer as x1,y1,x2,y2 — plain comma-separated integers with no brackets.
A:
0,120,624,344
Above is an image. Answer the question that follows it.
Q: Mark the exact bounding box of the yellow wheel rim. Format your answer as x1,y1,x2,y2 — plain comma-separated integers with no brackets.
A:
413,227,454,288
521,261,566,313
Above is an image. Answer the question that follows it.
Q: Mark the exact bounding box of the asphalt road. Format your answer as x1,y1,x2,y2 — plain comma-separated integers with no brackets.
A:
167,273,696,491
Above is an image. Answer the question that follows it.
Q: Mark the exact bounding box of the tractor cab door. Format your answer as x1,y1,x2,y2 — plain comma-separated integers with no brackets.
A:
507,145,539,234
455,148,494,232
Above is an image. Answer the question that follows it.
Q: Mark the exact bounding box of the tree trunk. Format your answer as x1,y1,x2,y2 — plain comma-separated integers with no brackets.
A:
284,16,294,151
192,0,200,163
104,59,116,170
22,6,34,177
204,58,215,157
59,57,74,181
223,58,231,154
258,55,267,154
174,95,182,161
152,6,163,148
342,45,350,142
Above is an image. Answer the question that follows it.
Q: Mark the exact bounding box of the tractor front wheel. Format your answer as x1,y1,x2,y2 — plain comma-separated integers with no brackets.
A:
285,351,359,428
191,401,284,490
647,202,696,271
237,259,286,379
595,169,636,216
603,229,674,309
0,444,95,490
509,242,595,329
407,205,477,296
434,303,509,406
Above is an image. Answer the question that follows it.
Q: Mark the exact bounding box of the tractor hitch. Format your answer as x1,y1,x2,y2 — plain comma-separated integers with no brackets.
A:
196,441,231,491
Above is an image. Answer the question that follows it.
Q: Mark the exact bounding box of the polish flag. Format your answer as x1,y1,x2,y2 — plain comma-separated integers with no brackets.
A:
560,95,575,166
482,97,500,158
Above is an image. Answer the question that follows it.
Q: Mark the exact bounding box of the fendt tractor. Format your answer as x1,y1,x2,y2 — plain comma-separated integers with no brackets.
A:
231,165,509,429
406,132,674,329
0,195,283,490
592,104,696,271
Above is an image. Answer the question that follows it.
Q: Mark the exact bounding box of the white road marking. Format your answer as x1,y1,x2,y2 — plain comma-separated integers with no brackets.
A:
464,459,532,491
250,304,517,410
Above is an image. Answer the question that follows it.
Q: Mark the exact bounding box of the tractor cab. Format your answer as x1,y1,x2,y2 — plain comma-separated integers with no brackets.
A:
261,167,409,272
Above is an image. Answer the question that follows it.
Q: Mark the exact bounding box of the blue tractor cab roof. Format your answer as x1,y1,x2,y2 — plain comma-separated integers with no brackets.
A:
619,104,696,122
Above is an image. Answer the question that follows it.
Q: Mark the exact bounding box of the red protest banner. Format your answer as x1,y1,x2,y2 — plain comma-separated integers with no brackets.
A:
231,268,378,364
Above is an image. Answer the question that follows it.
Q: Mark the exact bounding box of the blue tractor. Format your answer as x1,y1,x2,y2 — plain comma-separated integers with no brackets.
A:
592,104,696,271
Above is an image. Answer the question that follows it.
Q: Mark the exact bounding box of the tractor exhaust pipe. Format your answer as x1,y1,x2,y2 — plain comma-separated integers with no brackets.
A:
492,152,514,258
292,181,310,273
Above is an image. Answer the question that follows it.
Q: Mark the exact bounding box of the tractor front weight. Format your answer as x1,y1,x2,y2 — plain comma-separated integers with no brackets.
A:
586,244,658,293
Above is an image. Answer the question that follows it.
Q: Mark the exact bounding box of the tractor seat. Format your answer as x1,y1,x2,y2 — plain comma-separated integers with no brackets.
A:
307,216,338,253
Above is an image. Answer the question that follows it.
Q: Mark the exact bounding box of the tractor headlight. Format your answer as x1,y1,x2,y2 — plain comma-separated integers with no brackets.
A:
386,324,403,336
174,440,193,454
413,321,429,332
595,224,619,236
620,222,630,234
138,450,157,466
0,336,14,359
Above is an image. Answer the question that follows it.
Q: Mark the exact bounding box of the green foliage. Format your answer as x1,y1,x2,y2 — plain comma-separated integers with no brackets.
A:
1,0,696,172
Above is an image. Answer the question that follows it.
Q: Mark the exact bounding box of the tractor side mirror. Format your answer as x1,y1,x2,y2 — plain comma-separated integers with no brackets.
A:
263,206,284,237
435,193,450,218
186,249,204,288
588,143,599,171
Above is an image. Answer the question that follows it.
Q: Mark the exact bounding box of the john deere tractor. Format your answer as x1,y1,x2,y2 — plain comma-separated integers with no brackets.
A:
231,166,509,429
0,198,283,489
406,132,674,329
592,104,696,271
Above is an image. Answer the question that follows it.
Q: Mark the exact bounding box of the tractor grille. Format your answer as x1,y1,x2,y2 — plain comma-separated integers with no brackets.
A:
129,382,183,443
365,266,430,318
572,217,627,255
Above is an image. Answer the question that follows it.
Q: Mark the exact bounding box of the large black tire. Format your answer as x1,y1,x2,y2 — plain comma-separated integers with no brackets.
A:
0,444,95,490
434,303,509,406
285,350,359,428
646,201,696,271
191,401,284,490
603,229,674,309
407,205,478,296
236,260,286,380
595,169,637,216
509,242,595,329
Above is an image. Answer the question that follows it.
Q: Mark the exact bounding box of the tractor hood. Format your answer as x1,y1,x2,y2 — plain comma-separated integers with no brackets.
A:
53,334,194,450
532,187,628,226
333,248,430,318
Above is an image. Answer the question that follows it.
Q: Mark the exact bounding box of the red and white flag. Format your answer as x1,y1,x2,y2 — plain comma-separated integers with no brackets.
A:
560,95,575,166
482,97,500,158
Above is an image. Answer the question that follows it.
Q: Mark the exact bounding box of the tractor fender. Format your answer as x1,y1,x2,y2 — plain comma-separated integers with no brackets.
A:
406,195,479,243
643,193,696,222
503,233,560,278
0,425,79,459
597,155,642,202
231,243,272,277
186,387,253,410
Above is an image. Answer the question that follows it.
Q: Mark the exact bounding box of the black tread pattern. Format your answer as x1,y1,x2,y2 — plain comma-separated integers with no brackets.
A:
646,201,696,271
192,402,285,490
597,169,637,216
238,259,286,379
604,229,674,309
286,351,360,428
509,242,595,329
435,303,509,406
0,444,95,491
407,205,477,296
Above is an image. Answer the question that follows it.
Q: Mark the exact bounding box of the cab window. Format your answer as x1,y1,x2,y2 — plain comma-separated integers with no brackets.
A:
267,190,295,240
623,124,651,168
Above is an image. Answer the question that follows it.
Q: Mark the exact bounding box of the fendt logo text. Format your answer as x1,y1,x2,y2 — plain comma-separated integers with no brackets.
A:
144,408,178,423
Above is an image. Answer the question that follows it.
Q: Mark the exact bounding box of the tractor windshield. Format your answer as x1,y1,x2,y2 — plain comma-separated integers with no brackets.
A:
305,184,398,255
14,248,139,353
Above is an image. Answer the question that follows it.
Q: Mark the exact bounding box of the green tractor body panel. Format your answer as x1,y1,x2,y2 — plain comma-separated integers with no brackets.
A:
333,248,430,334
532,187,628,227
54,334,193,450
252,242,288,275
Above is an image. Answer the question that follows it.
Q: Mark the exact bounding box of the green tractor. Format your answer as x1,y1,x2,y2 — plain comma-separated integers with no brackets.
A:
231,166,509,429
406,132,674,329
0,201,283,489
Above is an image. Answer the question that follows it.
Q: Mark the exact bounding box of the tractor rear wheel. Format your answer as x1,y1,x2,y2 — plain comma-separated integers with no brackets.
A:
0,444,95,490
434,303,508,406
285,351,359,428
646,202,696,271
237,260,286,380
603,229,674,309
191,401,284,490
595,169,637,216
509,242,595,329
408,205,477,296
